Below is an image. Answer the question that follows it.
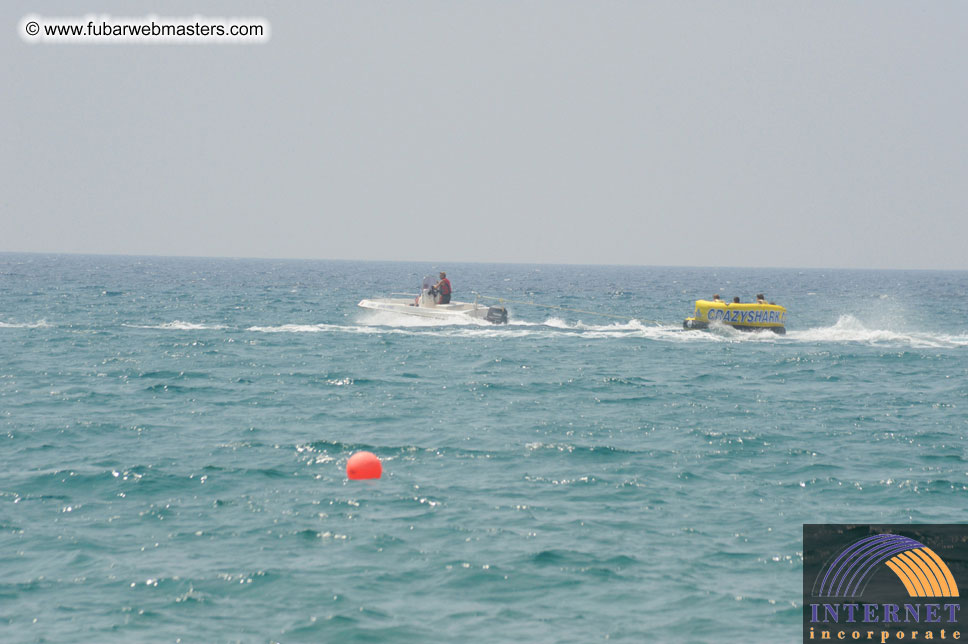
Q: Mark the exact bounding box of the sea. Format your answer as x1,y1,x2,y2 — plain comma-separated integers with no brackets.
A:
1,253,966,643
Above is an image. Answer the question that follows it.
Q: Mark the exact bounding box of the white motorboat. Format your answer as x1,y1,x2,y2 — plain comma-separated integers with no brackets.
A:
358,278,508,324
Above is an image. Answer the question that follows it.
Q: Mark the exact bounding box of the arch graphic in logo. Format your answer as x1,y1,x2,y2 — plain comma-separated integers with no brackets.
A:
814,533,960,599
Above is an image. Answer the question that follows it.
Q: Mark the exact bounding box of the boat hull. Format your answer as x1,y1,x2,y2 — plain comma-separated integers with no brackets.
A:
683,300,786,334
358,298,508,324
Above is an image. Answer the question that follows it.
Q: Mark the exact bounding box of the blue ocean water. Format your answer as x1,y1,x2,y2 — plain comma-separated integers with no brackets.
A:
1,253,966,643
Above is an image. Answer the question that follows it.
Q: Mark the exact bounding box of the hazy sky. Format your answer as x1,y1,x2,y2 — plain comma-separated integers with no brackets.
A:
3,1,967,269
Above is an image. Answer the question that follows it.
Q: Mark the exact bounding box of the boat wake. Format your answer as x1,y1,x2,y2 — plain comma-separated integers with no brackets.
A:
786,315,968,349
342,313,968,348
11,315,966,349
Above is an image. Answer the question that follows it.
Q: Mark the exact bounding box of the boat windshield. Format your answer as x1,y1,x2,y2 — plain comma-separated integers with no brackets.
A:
421,276,436,292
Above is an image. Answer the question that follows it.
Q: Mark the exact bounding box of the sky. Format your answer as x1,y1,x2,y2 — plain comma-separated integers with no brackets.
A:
3,1,967,270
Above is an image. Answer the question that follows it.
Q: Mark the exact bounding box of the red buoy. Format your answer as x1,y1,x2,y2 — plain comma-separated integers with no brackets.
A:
346,451,382,480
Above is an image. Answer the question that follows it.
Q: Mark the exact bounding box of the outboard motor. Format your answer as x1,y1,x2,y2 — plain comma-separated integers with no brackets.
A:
485,306,508,325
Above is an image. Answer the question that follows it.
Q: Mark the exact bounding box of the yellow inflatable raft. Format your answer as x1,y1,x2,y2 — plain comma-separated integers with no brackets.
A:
683,300,786,334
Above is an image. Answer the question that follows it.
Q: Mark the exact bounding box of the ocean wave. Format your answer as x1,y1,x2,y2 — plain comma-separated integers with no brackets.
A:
246,323,331,333
124,321,228,330
247,322,417,335
0,320,51,329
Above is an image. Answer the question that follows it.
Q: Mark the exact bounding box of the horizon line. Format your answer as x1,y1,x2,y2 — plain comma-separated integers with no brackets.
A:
0,249,965,273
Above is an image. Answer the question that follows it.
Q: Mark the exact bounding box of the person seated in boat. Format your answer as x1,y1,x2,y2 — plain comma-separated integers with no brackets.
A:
434,272,452,304
712,294,723,302
416,275,437,306
732,296,740,304
756,294,767,304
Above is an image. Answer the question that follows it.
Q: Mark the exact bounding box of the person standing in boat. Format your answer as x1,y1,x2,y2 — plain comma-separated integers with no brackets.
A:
434,272,452,304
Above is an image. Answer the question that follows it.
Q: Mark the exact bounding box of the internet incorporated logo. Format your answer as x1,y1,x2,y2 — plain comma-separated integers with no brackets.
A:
804,525,966,643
